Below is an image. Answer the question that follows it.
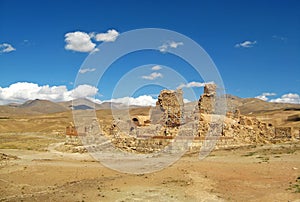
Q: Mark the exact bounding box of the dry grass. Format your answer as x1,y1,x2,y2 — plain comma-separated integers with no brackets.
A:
0,133,64,151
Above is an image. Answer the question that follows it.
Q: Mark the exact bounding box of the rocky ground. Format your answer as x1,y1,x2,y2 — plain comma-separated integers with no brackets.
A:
0,133,299,201
0,93,300,201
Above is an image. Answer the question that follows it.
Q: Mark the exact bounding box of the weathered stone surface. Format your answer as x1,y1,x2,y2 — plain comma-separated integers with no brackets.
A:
275,127,292,139
156,89,184,127
204,83,217,95
131,115,151,126
292,127,300,139
198,83,217,114
65,83,298,154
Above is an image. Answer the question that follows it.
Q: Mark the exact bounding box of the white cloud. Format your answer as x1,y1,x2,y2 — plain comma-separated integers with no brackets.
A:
64,31,96,52
169,41,183,48
0,82,198,107
107,95,157,106
142,72,163,80
177,81,213,89
0,82,99,105
21,39,31,46
0,43,16,53
235,40,257,48
159,41,183,52
70,84,98,99
269,93,300,104
183,98,191,103
255,92,300,104
94,29,119,42
159,44,168,52
151,65,162,71
64,29,119,52
90,48,100,54
107,95,190,106
272,35,287,41
87,97,103,104
79,68,96,74
255,92,276,101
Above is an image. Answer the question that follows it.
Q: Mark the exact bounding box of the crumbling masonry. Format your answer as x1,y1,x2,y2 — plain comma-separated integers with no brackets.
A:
156,89,184,127
66,83,299,154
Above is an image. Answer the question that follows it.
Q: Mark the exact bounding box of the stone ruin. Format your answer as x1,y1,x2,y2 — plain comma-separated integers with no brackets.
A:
198,83,216,114
108,84,300,153
275,127,292,138
62,122,88,153
156,89,184,127
131,115,151,126
64,84,299,154
293,127,300,139
274,127,300,140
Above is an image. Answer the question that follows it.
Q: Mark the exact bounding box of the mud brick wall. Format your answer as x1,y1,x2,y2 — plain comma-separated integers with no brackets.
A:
275,127,292,138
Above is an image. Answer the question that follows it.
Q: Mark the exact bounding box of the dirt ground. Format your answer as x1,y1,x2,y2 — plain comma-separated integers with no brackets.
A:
0,136,299,202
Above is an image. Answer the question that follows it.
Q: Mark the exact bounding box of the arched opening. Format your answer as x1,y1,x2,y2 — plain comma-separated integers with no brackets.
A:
132,118,139,126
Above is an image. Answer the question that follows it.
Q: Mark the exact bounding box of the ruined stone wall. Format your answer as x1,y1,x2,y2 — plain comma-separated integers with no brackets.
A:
292,127,300,139
156,89,184,127
198,83,216,114
275,127,292,139
111,137,171,153
92,84,299,154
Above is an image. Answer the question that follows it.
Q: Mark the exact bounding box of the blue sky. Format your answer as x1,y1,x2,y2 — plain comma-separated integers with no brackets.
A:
0,0,300,105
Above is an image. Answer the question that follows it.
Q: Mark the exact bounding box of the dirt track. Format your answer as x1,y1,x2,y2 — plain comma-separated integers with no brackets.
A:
1,142,300,202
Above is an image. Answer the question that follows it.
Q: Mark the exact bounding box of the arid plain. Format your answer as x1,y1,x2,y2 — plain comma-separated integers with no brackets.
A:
0,96,300,201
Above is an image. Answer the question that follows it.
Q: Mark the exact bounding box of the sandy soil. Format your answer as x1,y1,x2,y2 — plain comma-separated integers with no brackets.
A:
1,142,300,202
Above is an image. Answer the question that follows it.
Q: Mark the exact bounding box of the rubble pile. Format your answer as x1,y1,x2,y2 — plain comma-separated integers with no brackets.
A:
111,137,171,153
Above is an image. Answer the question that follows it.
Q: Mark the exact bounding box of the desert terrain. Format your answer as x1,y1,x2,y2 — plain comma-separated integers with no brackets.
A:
0,94,300,201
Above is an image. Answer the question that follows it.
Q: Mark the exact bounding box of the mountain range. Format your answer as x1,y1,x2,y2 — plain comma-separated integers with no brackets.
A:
0,96,300,117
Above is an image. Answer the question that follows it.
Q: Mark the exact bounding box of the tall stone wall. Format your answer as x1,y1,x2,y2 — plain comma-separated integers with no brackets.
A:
156,89,184,127
198,83,216,114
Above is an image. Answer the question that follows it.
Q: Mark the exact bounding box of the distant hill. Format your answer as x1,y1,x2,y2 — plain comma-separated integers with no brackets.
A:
225,95,300,114
0,99,69,116
19,99,69,114
98,102,141,109
58,98,99,110
1,95,300,117
58,99,134,110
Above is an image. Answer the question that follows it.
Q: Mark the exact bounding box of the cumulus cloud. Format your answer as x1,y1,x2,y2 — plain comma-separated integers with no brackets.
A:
183,98,191,103
169,41,183,48
90,48,100,54
94,29,119,42
70,84,98,99
159,41,183,52
255,92,276,101
79,68,96,74
64,29,119,52
0,82,99,105
64,31,96,52
151,65,162,71
255,92,300,104
0,43,16,53
270,93,300,104
235,40,257,48
107,95,157,106
142,72,163,80
0,82,197,107
177,81,213,89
